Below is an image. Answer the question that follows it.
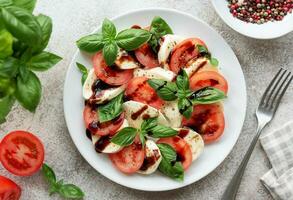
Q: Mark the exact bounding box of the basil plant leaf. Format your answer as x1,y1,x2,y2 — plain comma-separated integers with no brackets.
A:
149,125,178,138
0,57,19,78
18,65,30,82
15,70,41,112
59,184,85,199
178,98,193,119
102,18,116,40
210,57,219,67
139,132,145,148
196,44,211,58
27,51,62,71
110,127,137,146
76,62,88,85
0,95,15,124
150,16,173,36
76,33,104,53
176,69,189,91
42,163,57,186
0,29,13,59
33,14,52,53
0,0,13,7
116,28,151,51
12,0,36,13
102,41,118,66
190,87,226,104
141,117,157,131
1,6,42,45
147,79,177,101
98,92,123,123
0,77,16,97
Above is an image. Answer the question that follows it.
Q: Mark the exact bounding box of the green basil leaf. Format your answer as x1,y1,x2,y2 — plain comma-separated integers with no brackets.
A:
76,62,88,85
76,33,104,53
150,16,173,36
157,143,176,161
190,87,226,104
42,163,57,186
33,14,52,53
147,79,177,101
178,98,193,119
149,125,178,138
98,92,123,123
110,127,137,146
0,77,16,97
0,29,13,59
1,6,41,45
210,57,219,67
0,57,19,78
116,29,151,51
102,18,116,40
196,44,211,58
15,70,41,112
102,41,118,66
18,65,30,82
0,95,14,123
147,79,166,90
139,132,145,148
59,184,84,199
141,117,157,131
12,0,36,13
0,0,13,7
176,70,189,91
148,34,159,53
27,51,61,71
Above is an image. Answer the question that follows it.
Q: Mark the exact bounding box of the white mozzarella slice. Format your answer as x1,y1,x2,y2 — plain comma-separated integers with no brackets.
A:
137,140,162,174
157,111,170,127
83,68,97,99
115,49,140,69
185,57,218,77
177,128,204,161
91,119,129,153
94,85,125,104
158,34,184,70
134,67,176,82
161,100,182,128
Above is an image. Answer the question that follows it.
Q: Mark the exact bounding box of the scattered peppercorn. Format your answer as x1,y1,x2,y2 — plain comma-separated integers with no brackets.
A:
227,0,293,24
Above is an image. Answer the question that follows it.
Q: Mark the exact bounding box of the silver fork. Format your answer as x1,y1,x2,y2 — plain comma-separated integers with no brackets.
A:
222,68,293,200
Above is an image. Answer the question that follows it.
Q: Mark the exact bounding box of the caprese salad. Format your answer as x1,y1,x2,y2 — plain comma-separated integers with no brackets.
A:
76,16,228,181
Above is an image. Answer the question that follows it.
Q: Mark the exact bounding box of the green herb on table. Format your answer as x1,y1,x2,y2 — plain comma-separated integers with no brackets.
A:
76,62,88,85
42,163,84,199
196,44,219,67
98,92,123,123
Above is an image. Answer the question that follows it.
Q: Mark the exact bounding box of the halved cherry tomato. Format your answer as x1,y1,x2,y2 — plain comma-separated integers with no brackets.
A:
0,176,21,200
0,131,45,176
182,104,225,143
125,77,164,109
170,38,207,74
83,105,125,136
190,71,228,94
109,138,144,174
157,136,192,170
134,43,159,69
93,52,133,86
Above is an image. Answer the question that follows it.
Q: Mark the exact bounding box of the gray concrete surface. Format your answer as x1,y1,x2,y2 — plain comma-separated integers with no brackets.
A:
0,0,292,199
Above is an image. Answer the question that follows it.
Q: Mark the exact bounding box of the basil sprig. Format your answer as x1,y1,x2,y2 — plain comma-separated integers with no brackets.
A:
42,163,85,199
98,92,123,123
196,44,219,67
76,62,88,85
76,18,151,66
189,87,226,104
157,143,184,181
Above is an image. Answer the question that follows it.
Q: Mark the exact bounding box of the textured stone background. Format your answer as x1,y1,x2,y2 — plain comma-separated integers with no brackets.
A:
0,0,292,199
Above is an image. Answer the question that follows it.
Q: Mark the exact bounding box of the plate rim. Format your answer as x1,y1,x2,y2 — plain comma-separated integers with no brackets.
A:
63,7,247,191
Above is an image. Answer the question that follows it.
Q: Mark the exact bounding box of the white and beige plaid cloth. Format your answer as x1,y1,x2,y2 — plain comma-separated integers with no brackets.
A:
260,121,293,200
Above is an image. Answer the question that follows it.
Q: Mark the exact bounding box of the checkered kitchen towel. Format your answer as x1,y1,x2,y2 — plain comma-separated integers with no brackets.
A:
260,121,293,200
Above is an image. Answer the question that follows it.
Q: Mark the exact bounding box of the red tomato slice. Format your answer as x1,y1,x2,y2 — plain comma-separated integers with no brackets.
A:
0,176,21,200
109,139,144,174
134,43,159,69
83,105,125,136
157,136,192,170
182,104,225,143
0,131,45,176
93,52,133,86
190,71,228,94
170,38,207,74
125,77,164,109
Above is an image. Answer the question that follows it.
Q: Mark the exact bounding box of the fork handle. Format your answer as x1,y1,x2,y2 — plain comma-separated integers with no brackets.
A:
221,125,265,200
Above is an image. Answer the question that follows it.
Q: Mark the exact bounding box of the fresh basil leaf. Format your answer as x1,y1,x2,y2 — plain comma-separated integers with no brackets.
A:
102,18,116,40
0,29,13,59
12,0,36,13
149,125,178,138
150,16,173,36
197,44,208,54
178,98,193,119
141,117,157,131
157,143,176,161
0,57,19,78
76,62,88,85
0,95,14,123
147,79,177,101
58,184,84,199
18,65,30,82
27,51,61,71
210,57,219,67
190,87,226,104
110,127,137,146
0,0,13,7
42,163,57,186
15,70,41,112
98,92,123,123
139,132,145,148
147,79,166,90
102,41,118,66
1,6,42,45
116,29,151,51
76,33,104,53
0,77,15,97
33,14,52,53
148,34,159,53
176,70,189,91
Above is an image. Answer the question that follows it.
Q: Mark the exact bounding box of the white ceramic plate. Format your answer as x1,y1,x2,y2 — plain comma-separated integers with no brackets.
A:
211,0,293,39
63,8,247,191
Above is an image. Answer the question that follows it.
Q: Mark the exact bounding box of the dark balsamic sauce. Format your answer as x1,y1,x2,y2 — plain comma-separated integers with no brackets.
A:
91,79,113,94
139,147,161,171
95,135,111,153
131,105,148,120
86,129,92,141
178,129,189,138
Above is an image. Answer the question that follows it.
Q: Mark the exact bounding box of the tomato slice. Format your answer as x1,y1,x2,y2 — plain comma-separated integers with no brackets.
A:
190,71,228,94
182,104,225,143
83,105,125,136
125,77,164,109
0,176,21,200
0,131,45,176
157,136,192,170
93,52,133,86
134,43,159,69
109,139,144,174
169,38,207,74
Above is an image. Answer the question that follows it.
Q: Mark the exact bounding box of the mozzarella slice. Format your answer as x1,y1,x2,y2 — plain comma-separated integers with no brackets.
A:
91,119,129,153
134,67,176,82
83,68,97,99
158,34,184,70
176,128,204,161
161,100,182,128
185,57,218,77
137,140,162,174
115,49,140,69
94,85,125,104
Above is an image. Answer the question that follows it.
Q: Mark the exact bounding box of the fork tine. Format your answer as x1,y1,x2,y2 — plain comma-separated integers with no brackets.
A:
272,74,293,111
260,68,283,106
